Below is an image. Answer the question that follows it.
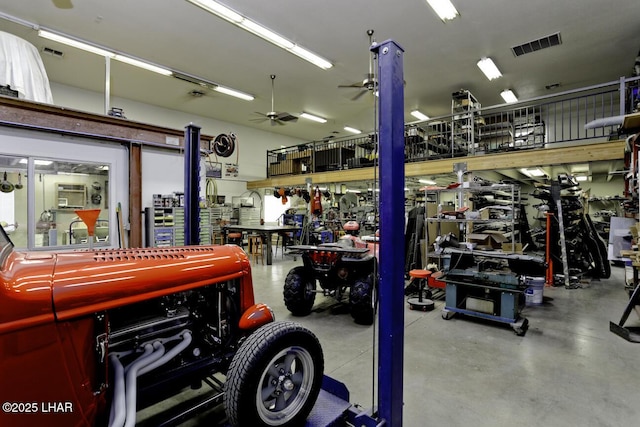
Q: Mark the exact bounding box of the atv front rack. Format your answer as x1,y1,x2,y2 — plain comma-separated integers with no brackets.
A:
288,244,371,272
288,244,369,258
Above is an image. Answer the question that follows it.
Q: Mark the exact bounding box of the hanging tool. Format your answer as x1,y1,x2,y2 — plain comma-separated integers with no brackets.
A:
551,181,572,288
14,173,23,190
0,172,14,193
116,202,125,248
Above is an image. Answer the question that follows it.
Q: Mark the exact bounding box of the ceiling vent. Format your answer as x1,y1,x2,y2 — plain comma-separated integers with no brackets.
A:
42,46,64,58
511,32,561,57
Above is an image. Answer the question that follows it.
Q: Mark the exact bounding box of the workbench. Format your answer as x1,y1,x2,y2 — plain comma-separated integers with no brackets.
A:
440,249,545,336
222,224,300,265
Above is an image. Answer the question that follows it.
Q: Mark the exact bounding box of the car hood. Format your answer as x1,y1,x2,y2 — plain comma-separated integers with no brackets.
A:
51,245,250,320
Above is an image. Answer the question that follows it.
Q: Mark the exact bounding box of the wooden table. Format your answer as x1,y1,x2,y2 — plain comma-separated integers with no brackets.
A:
222,225,300,265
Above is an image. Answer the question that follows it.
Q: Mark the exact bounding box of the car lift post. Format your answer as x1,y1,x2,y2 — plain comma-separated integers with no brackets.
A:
373,38,405,427
184,123,201,245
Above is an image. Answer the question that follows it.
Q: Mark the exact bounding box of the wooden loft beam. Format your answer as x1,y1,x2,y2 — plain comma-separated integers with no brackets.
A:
247,168,377,189
0,97,197,147
247,140,625,189
406,140,625,177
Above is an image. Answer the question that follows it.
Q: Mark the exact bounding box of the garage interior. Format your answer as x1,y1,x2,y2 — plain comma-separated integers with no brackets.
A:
1,1,640,426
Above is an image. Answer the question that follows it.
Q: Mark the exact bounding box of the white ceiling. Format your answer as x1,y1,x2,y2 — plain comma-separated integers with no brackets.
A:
0,0,638,144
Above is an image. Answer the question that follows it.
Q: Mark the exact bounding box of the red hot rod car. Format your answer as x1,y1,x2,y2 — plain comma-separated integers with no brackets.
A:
0,225,323,427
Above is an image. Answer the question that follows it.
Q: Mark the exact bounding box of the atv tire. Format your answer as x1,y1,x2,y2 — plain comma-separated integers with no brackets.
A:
225,321,324,427
350,276,374,325
284,266,316,316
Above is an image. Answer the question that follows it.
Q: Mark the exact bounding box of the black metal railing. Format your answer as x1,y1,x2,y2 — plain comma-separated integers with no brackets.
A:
266,76,640,177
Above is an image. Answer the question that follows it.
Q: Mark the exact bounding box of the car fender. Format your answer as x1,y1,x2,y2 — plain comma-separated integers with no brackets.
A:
238,303,275,331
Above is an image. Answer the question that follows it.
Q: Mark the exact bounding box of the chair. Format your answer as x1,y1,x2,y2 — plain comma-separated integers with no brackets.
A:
70,219,109,244
212,232,225,245
248,235,264,265
227,232,243,247
274,232,285,258
71,228,89,244
407,269,434,311
94,226,109,242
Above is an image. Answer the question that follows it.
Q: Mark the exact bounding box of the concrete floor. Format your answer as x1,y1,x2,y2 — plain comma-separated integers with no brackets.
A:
165,255,640,426
243,256,640,427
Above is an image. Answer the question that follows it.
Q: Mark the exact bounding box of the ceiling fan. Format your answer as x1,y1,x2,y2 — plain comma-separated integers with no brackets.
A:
338,29,377,101
251,74,298,126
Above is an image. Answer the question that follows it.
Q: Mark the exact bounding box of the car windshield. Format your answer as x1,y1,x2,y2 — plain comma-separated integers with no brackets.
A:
0,224,14,267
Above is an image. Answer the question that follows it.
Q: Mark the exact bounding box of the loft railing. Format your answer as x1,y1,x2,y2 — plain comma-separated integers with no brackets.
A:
266,76,640,177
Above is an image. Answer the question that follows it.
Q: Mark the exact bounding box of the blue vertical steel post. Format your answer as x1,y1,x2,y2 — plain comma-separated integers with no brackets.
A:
184,123,201,245
372,39,405,427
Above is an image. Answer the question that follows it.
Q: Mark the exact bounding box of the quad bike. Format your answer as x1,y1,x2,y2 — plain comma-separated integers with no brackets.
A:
0,224,323,427
284,221,378,325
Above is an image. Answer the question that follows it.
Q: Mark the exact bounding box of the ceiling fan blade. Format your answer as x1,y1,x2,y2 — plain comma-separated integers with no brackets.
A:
250,113,269,123
269,118,286,126
351,89,369,101
339,82,366,89
276,112,298,122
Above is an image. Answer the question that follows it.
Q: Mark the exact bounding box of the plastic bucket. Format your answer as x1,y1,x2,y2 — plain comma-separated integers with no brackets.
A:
524,276,545,306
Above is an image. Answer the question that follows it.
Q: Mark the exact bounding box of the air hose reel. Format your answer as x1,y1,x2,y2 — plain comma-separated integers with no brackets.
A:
213,133,236,158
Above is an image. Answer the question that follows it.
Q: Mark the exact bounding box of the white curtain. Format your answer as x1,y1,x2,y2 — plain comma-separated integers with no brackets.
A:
0,31,54,104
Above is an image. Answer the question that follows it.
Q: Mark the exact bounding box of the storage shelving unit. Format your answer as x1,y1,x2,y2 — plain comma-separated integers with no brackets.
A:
56,183,87,209
238,207,261,226
586,196,627,243
451,90,482,156
424,183,521,265
145,207,212,247
479,110,545,152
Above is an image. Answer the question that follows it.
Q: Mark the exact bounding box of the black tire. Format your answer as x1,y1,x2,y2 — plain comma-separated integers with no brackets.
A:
224,321,324,427
284,266,316,316
350,276,374,325
585,214,611,278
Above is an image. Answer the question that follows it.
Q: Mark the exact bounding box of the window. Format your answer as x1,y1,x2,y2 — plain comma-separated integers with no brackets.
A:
0,155,110,249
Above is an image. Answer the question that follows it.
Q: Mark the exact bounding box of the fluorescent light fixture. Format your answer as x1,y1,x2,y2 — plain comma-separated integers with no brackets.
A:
57,172,89,177
38,29,114,57
214,86,255,101
419,179,437,185
241,20,294,49
570,163,589,173
477,57,502,80
39,23,253,102
426,0,459,21
186,0,332,70
344,126,362,134
411,110,429,121
575,175,588,182
19,159,53,166
300,112,327,123
113,55,173,76
185,0,243,22
520,167,546,177
500,89,518,103
289,45,332,70
39,30,172,76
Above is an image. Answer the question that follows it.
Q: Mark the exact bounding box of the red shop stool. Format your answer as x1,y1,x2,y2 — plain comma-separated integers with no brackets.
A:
227,232,243,247
407,269,435,311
